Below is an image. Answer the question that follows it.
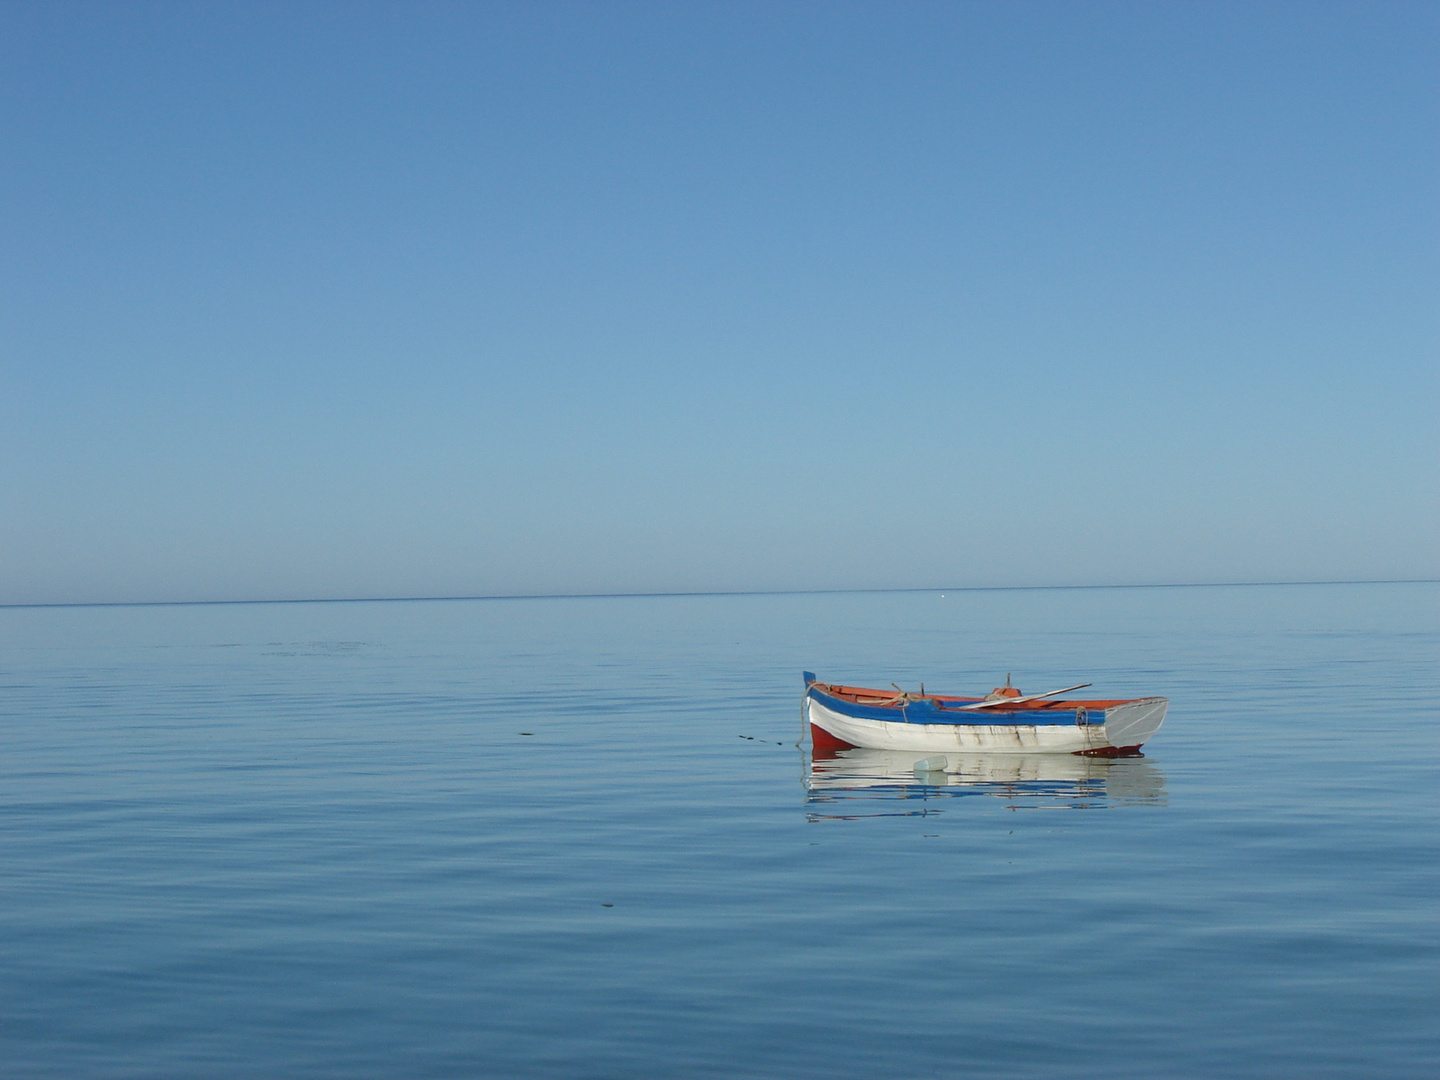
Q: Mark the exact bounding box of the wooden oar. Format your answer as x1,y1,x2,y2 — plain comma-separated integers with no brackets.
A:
953,682,1093,711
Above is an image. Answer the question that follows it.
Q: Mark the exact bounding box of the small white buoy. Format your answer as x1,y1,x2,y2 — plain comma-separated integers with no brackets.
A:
913,756,949,775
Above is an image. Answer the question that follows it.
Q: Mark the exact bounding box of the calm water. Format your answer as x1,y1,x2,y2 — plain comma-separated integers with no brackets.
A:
1,583,1436,1078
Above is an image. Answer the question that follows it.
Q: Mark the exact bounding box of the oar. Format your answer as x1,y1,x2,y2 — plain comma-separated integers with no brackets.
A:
953,682,1092,711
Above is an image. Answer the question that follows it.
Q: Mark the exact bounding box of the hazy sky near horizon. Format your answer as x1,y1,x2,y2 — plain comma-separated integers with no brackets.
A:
3,1,1436,604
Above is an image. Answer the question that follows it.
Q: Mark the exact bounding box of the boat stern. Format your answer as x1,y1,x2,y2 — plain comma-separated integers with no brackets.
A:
1097,697,1168,752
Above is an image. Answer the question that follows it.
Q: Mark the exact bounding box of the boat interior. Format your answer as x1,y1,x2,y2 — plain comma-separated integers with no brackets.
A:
811,682,1131,712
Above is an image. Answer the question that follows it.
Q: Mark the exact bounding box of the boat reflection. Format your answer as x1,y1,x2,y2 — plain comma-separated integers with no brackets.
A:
804,746,1167,819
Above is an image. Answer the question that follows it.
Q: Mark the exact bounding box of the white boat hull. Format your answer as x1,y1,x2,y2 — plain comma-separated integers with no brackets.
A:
806,694,1167,755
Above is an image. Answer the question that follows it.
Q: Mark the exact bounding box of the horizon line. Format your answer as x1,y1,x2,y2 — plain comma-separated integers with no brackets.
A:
2,577,1436,611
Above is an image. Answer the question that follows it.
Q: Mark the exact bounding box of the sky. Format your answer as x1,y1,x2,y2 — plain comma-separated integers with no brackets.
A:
2,1,1436,605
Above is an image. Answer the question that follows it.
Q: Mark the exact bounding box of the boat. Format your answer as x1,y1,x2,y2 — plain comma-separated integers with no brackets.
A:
803,671,1166,756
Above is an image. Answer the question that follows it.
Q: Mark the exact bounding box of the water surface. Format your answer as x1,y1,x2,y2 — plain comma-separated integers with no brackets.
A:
2,583,1436,1077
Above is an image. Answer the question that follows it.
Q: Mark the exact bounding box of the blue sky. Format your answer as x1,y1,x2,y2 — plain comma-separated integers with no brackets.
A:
2,1,1436,604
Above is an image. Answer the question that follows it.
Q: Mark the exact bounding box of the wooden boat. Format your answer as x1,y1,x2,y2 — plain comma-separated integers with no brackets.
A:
803,671,1166,756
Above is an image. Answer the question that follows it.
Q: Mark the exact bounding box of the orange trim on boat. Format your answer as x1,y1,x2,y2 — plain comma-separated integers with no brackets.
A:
814,683,1131,711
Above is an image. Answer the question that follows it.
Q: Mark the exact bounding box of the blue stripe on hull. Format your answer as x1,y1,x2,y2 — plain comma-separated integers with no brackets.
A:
806,685,1091,727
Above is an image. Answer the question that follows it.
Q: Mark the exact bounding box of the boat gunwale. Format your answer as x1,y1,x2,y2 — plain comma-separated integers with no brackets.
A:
810,681,1145,713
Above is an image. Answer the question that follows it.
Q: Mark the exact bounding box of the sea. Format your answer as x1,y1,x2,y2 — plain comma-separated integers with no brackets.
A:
1,582,1436,1078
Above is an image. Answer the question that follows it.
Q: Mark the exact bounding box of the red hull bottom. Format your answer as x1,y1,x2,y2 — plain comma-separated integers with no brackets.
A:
810,723,857,756
1076,744,1145,758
